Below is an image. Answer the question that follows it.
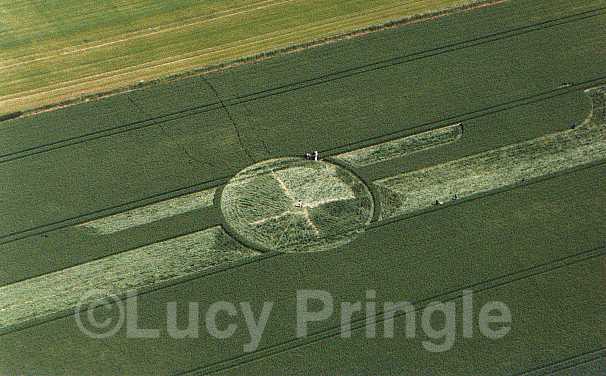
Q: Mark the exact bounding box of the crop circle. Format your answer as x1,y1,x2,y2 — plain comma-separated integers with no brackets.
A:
220,158,373,253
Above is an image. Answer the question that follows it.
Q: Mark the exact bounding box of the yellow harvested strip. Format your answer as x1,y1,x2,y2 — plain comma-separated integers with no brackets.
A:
0,0,411,99
0,0,299,69
0,0,497,113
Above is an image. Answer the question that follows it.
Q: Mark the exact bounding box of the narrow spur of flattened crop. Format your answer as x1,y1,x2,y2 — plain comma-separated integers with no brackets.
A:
77,187,217,234
333,123,463,167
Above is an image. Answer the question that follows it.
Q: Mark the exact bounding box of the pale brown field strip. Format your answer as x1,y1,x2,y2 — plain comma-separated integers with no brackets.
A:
0,0,293,65
0,1,450,100
0,0,499,113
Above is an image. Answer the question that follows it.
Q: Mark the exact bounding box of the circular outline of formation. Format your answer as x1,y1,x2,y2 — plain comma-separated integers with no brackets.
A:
220,157,374,253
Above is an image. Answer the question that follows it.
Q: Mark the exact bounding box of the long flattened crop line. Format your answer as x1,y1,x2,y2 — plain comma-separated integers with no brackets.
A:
2,162,604,328
1,207,604,338
372,87,606,224
375,125,606,220
1,6,604,164
368,159,606,230
8,87,604,311
0,227,260,335
1,0,605,373
334,123,464,167
6,104,605,327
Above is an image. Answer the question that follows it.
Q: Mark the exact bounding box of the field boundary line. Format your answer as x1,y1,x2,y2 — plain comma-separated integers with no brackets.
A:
225,10,606,109
0,0,423,100
0,0,505,111
0,0,434,84
216,7,605,107
514,347,606,375
182,244,606,375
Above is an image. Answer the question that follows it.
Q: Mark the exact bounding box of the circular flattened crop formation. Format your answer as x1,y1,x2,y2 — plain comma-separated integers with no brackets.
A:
220,158,374,253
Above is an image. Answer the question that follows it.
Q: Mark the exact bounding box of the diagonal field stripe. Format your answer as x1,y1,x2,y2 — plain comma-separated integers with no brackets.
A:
76,187,217,234
0,226,259,334
515,347,606,376
2,8,604,166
